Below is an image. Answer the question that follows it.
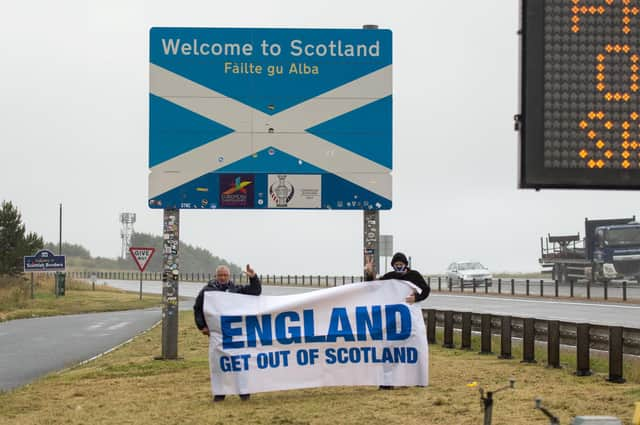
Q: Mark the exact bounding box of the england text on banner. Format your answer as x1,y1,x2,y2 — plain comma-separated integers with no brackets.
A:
203,280,428,395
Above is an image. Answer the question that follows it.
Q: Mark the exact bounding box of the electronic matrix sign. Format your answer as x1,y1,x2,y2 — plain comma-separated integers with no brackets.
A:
520,0,640,189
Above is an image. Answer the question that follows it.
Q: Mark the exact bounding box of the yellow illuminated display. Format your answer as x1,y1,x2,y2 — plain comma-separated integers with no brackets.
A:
520,0,640,188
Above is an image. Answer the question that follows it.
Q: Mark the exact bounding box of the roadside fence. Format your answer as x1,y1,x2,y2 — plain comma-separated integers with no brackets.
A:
424,309,640,383
66,271,640,302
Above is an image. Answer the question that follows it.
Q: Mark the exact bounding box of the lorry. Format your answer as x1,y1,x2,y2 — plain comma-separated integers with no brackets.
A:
539,217,640,283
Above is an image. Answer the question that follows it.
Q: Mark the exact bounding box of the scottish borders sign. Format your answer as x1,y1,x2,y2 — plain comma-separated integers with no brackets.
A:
149,27,392,210
24,249,66,272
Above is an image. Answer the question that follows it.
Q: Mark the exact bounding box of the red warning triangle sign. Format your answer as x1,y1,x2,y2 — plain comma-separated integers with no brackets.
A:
129,247,156,272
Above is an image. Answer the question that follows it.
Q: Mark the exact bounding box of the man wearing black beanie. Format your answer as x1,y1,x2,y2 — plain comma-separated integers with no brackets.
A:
364,251,430,304
364,251,430,390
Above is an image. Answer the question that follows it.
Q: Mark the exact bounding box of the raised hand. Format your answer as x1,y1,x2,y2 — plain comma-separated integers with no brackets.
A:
245,264,256,278
364,255,375,277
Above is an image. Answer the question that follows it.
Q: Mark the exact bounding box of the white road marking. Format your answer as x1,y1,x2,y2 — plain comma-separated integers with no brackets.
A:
107,321,131,331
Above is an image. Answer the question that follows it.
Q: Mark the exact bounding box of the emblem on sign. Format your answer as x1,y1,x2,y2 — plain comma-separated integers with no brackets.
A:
270,175,295,207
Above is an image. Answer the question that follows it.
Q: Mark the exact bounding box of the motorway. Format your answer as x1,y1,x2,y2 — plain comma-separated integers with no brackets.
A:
2,279,639,392
106,279,640,328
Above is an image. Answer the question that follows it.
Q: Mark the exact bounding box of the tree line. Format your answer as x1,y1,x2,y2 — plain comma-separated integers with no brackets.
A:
43,233,242,274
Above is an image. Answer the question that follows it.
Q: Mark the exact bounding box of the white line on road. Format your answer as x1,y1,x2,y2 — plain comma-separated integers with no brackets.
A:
87,323,105,330
107,322,131,331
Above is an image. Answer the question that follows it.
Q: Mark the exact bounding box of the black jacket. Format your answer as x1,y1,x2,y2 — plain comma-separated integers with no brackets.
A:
365,269,431,302
193,276,262,330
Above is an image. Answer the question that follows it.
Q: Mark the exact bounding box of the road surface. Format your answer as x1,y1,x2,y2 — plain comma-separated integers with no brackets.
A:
3,279,639,392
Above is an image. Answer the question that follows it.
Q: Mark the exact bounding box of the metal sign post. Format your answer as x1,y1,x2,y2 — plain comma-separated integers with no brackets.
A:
161,209,179,359
364,210,380,278
361,24,382,281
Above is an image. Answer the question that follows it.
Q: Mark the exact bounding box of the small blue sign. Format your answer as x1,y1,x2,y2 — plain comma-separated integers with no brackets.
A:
24,249,66,272
148,27,393,210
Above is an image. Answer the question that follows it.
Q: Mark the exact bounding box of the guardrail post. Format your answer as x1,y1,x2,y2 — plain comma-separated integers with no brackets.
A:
443,311,454,348
461,312,472,349
586,280,591,299
511,279,515,295
623,281,627,301
603,280,608,300
498,278,502,294
438,276,442,291
526,279,530,296
547,321,561,368
539,279,544,297
575,323,592,376
426,310,436,344
499,316,512,359
607,326,625,383
480,314,492,354
570,280,574,297
448,277,452,292
522,318,536,363
554,279,559,297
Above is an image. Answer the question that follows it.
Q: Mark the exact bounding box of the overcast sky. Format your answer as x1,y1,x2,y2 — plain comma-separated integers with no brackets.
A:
2,0,638,276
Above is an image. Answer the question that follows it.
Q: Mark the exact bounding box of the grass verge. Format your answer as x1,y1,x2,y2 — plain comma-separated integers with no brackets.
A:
0,274,161,322
0,311,638,425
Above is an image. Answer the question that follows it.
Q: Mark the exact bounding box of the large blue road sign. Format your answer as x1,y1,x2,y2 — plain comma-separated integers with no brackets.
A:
24,249,66,272
149,28,392,210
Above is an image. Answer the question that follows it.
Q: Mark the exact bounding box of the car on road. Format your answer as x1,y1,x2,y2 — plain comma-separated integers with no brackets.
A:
446,261,493,286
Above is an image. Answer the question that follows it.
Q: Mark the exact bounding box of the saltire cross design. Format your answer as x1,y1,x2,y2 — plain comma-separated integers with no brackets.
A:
149,28,392,210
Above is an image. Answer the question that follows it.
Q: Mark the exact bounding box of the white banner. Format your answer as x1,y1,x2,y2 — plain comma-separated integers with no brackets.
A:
204,280,428,395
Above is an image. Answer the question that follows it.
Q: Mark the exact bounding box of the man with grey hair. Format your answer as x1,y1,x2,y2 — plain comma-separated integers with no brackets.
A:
193,263,262,402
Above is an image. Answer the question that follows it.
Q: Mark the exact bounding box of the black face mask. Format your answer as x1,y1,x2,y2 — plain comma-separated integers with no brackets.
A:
392,264,407,272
